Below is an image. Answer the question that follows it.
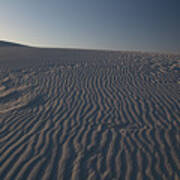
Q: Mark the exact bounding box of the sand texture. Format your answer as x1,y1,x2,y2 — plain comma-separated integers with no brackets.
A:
0,47,180,180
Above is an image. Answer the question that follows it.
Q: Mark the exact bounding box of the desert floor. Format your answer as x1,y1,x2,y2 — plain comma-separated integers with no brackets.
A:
0,47,180,180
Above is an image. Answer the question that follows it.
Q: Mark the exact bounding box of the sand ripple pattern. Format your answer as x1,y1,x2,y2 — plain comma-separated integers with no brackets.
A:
0,49,180,180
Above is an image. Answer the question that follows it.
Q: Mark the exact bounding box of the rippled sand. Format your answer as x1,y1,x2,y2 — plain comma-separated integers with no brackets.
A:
0,47,180,180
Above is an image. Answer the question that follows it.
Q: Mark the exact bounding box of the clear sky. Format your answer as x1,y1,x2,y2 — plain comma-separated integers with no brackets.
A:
0,0,179,53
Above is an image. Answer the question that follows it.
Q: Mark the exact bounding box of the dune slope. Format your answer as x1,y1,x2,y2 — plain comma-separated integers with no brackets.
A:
0,47,180,180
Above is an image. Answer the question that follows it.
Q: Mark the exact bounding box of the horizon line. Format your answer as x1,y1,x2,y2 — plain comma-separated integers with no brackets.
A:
1,39,179,56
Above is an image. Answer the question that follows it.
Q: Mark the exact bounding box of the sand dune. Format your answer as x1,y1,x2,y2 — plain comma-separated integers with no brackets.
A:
0,41,26,48
0,46,180,179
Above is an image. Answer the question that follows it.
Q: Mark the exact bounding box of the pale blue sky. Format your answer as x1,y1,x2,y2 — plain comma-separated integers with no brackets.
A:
0,0,179,53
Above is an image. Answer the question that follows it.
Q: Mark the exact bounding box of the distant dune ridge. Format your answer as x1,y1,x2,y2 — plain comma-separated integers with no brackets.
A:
0,40,27,47
0,41,180,180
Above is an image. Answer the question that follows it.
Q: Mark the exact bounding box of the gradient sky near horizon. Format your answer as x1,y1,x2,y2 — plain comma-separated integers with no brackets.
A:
0,0,179,53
